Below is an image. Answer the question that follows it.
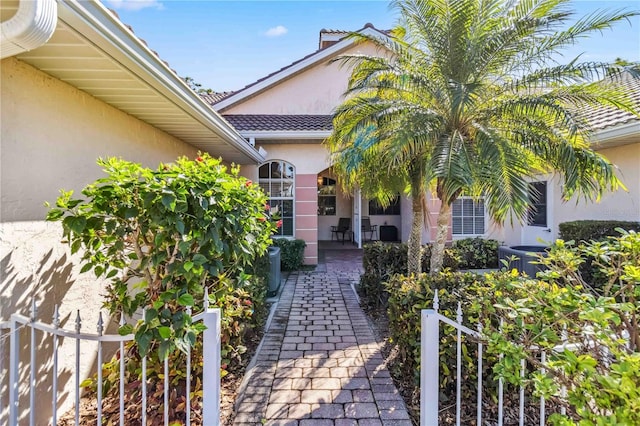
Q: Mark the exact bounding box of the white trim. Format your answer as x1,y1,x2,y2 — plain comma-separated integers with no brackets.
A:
242,131,332,140
215,26,389,111
53,1,263,164
260,160,296,237
592,121,640,145
1,0,58,59
451,196,487,237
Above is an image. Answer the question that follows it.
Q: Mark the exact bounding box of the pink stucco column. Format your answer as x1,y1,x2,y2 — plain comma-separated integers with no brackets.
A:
428,197,453,243
295,174,319,265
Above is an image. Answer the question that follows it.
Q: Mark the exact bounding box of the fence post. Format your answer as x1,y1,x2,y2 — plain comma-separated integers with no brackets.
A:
202,308,221,425
421,309,439,426
9,317,19,426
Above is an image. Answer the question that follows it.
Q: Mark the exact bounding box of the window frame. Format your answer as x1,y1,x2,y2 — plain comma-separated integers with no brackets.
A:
451,196,487,237
259,160,295,237
317,176,337,216
527,181,548,227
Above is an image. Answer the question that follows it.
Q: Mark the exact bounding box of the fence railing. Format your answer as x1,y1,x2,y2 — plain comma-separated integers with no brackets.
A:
1,294,221,426
420,291,568,426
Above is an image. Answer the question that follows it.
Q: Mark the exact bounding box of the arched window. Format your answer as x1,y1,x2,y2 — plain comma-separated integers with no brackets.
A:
259,160,295,237
317,176,336,216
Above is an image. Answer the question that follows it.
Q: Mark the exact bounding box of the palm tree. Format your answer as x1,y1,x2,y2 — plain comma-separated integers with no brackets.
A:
326,0,638,275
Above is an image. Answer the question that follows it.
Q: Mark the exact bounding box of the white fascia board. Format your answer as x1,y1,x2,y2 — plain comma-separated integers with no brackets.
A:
56,1,263,164
214,26,387,112
241,131,332,140
591,121,640,145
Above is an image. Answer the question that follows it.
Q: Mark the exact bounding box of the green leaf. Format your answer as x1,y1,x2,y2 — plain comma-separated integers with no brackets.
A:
46,209,64,221
124,207,138,219
136,330,153,356
158,340,172,360
118,324,134,336
145,308,158,322
177,293,194,307
161,194,176,211
80,263,93,274
184,261,194,272
157,326,172,339
176,220,185,235
193,254,208,265
63,216,87,234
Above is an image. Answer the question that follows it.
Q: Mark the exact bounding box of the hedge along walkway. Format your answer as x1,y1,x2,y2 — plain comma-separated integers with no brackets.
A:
232,249,412,426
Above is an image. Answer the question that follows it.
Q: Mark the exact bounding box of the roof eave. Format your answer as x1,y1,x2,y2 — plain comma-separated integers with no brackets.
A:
591,121,640,147
56,0,263,164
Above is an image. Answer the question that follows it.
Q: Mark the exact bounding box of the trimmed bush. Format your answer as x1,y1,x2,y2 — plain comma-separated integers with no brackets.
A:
558,220,640,288
385,233,640,424
272,238,307,270
559,220,640,243
452,237,499,269
359,242,459,308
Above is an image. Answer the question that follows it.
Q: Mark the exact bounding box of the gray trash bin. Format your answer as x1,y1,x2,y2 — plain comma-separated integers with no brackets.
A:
267,246,281,297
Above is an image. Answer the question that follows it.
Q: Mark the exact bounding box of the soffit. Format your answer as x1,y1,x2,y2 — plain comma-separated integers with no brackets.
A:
14,4,260,164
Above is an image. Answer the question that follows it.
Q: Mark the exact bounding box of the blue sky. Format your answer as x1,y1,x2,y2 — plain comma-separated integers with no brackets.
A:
106,0,640,92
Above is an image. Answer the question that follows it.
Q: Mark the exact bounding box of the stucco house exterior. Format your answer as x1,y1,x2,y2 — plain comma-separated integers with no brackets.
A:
500,74,640,246
0,0,262,422
210,25,639,264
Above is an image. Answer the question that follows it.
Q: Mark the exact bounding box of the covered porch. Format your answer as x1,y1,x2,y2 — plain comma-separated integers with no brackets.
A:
316,168,403,248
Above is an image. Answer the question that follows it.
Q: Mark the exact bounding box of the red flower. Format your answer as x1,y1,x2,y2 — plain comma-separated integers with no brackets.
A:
258,216,266,222
277,219,283,228
243,299,252,306
196,156,203,162
245,180,252,187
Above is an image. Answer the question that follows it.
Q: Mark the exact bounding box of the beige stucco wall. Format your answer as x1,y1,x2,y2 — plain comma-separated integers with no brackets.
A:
500,141,640,246
222,43,382,115
0,57,199,424
554,142,640,224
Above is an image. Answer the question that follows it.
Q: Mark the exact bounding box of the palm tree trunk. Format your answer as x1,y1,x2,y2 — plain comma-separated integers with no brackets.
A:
407,191,424,275
430,200,451,275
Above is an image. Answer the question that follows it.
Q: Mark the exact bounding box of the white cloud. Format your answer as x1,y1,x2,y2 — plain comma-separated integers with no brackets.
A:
264,25,288,38
106,0,164,11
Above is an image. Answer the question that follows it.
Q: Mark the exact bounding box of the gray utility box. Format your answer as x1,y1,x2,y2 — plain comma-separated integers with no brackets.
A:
498,245,548,277
267,246,281,297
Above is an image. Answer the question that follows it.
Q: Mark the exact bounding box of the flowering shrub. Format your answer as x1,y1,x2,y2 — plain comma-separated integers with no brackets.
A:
47,153,275,357
47,154,276,422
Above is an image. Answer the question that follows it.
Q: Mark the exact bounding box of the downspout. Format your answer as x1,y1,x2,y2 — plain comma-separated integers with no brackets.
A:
1,0,57,59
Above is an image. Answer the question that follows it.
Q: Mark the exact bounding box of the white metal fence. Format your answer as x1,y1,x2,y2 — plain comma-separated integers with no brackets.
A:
420,291,565,426
1,296,221,426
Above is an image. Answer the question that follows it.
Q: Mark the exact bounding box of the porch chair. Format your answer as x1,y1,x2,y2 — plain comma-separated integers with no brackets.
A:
361,217,378,242
331,217,351,244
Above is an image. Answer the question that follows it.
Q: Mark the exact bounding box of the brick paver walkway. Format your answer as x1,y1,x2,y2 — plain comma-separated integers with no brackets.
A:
233,249,412,425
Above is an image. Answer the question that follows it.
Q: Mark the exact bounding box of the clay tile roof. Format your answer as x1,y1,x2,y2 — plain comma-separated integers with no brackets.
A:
222,115,333,132
200,92,235,104
586,72,640,131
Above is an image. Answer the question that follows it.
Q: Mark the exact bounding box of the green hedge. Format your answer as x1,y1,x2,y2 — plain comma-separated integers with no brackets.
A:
359,242,460,308
452,237,499,269
386,271,539,398
558,220,640,288
272,238,307,271
559,220,640,243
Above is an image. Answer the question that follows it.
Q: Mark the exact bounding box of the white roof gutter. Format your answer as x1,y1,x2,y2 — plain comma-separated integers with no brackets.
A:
241,131,332,140
592,121,640,144
1,0,57,59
